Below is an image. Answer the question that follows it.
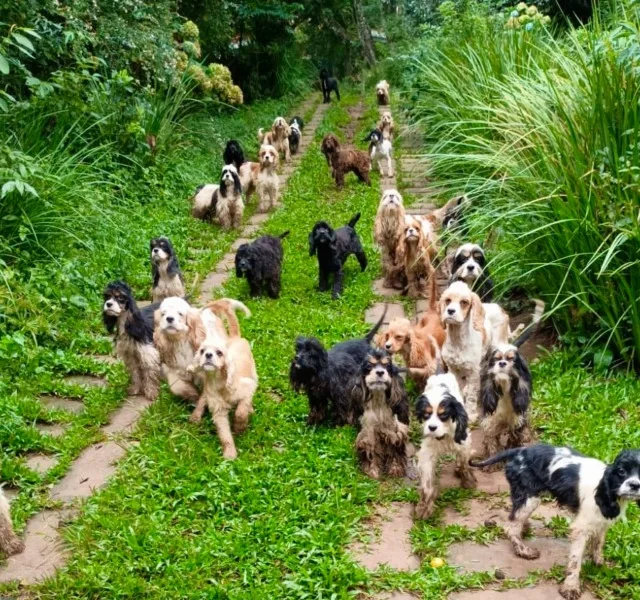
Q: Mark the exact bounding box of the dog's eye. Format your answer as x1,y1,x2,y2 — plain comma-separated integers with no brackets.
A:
216,350,223,357
395,335,403,341
200,349,204,355
617,467,626,477
495,353,503,361
444,298,451,305
178,312,184,317
460,300,469,307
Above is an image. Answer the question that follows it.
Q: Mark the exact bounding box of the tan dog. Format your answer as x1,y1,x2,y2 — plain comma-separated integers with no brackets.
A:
396,216,437,299
376,80,390,105
254,144,279,212
374,189,406,289
258,117,291,162
378,111,394,140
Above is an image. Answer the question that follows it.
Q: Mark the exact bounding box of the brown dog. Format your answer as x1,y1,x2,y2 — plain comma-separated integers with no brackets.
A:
321,134,371,189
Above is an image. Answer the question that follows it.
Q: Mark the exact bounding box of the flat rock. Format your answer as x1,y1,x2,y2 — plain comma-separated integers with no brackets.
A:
0,509,72,584
3,487,18,502
39,395,84,414
350,502,419,572
448,538,570,578
50,441,126,502
230,238,251,251
241,224,260,237
36,422,69,438
249,213,270,225
365,303,405,326
200,272,229,300
377,593,418,600
91,354,118,365
215,253,237,272
102,396,152,436
373,279,402,297
449,583,597,600
25,453,58,475
63,375,107,388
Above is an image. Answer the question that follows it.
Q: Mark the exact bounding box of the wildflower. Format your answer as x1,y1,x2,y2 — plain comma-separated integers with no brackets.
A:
516,2,527,10
525,21,534,30
526,5,538,14
511,9,520,17
543,15,551,23
181,20,199,41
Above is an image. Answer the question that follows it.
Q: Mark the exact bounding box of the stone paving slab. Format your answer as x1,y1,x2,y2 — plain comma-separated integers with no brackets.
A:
63,375,107,388
365,303,405,326
90,354,119,365
215,253,237,273
230,238,251,251
39,395,84,414
102,396,152,436
449,583,597,600
137,300,152,308
440,461,510,495
373,279,402,297
36,422,69,438
377,593,419,600
199,272,229,301
25,453,58,475
249,213,270,225
241,224,261,237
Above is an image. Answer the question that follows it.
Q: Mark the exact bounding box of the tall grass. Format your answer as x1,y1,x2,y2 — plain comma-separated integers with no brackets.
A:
407,16,640,369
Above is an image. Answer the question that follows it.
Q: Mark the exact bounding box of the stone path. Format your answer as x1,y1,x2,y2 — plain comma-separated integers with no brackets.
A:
1,95,327,586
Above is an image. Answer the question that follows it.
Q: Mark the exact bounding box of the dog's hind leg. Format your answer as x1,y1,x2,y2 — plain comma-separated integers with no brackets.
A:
266,275,281,299
210,401,237,459
507,496,541,560
355,248,368,272
0,491,24,555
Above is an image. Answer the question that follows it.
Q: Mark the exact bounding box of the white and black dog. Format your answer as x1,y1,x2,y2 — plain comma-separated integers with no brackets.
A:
449,243,494,302
472,445,640,600
364,128,393,178
289,116,304,155
191,165,244,229
150,237,185,303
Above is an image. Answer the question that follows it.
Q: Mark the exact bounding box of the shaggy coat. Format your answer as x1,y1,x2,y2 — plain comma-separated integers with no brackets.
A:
376,80,390,105
397,216,437,299
191,165,244,229
320,69,340,103
309,213,368,299
378,111,394,140
321,134,371,189
255,144,280,213
352,348,409,479
289,116,304,155
259,117,291,162
103,281,161,401
449,243,494,302
472,446,640,600
223,139,258,199
289,309,386,426
364,128,394,178
150,237,185,303
223,139,245,170
235,231,289,298
0,489,23,556
374,189,406,289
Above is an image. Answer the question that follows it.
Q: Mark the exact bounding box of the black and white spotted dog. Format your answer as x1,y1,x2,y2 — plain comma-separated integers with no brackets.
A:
288,116,304,155
449,243,494,302
191,165,244,229
472,445,640,600
309,213,368,300
235,231,289,298
102,281,161,401
364,128,393,178
150,237,185,303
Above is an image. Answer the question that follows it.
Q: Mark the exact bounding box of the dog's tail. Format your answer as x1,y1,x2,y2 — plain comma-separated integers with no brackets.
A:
365,304,388,343
258,128,266,143
512,299,545,348
279,230,290,240
207,299,251,338
348,212,361,229
469,448,521,469
429,273,438,312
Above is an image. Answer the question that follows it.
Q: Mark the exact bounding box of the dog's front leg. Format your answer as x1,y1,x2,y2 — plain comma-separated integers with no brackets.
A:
455,445,477,488
560,528,589,600
307,394,328,425
386,154,394,178
249,276,262,298
416,447,438,520
189,393,208,423
356,250,368,272
332,269,344,299
318,267,330,292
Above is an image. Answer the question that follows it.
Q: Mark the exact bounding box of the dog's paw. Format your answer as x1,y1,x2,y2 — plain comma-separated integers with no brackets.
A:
4,537,25,556
514,545,541,560
414,500,434,521
222,446,238,460
559,584,581,600
188,413,202,424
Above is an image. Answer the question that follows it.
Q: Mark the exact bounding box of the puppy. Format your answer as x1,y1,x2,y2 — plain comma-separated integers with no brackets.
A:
188,308,257,460
472,445,640,600
103,281,161,401
289,116,304,155
449,243,494,302
253,144,279,213
376,80,390,105
374,189,406,289
396,216,436,299
378,111,394,140
352,348,409,479
320,69,340,103
309,213,368,299
235,231,289,298
0,489,24,556
289,309,387,426
223,139,257,198
415,372,476,519
321,134,371,189
150,237,185,303
259,117,291,162
364,128,393,178
379,280,445,389
153,297,249,408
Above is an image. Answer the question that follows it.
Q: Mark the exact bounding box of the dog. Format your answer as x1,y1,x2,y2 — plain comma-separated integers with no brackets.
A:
415,372,476,519
320,69,340,103
191,165,244,229
153,297,250,409
289,308,387,426
150,237,185,303
0,489,23,556
379,282,445,389
235,231,289,298
439,281,516,422
364,128,394,178
374,189,406,289
449,243,494,302
259,117,291,162
255,144,279,213
376,80,390,105
191,183,218,222
396,216,437,299
472,445,640,599
378,111,394,140
289,116,304,155
223,140,257,198
309,213,368,299
320,134,371,189
188,307,257,460
351,347,409,479
103,281,161,401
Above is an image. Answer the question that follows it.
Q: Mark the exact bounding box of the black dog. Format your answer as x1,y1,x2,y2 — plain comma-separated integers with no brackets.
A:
289,307,387,426
289,116,304,155
235,231,289,298
150,237,185,303
309,213,368,299
320,69,340,103
223,140,245,170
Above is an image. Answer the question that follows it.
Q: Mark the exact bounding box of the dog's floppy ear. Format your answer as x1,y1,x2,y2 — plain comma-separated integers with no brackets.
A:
186,309,206,350
595,466,622,519
309,229,317,256
103,312,117,334
232,171,242,196
415,394,429,422
363,131,373,142
480,360,499,416
219,171,227,198
447,394,469,444
470,291,485,333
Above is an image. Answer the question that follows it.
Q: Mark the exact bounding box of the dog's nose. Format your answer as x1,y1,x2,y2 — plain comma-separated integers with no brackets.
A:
375,369,385,377
166,316,174,324
105,301,113,308
498,361,507,368
153,248,159,253
385,341,392,350
205,352,213,359
467,264,475,271
428,424,438,432
629,481,640,491
447,308,455,316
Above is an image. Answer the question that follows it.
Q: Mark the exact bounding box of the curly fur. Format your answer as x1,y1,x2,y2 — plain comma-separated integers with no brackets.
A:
320,69,340,103
374,189,406,289
321,134,371,189
235,231,289,298
150,237,185,303
376,80,390,105
309,213,368,299
223,140,245,170
396,216,437,299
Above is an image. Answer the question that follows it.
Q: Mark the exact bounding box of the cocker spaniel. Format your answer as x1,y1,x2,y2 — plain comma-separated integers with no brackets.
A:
103,281,161,401
259,117,291,162
223,139,257,198
289,116,304,155
309,213,368,299
255,144,280,213
150,237,185,303
378,111,394,140
352,347,409,479
364,128,394,178
376,80,390,105
320,69,340,103
0,489,23,556
289,308,387,426
374,189,406,289
396,216,437,299
472,445,640,600
415,372,476,520
191,165,244,229
321,134,371,189
235,231,289,298
449,243,494,302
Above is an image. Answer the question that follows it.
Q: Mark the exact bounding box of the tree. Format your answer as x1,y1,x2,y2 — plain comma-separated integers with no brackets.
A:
352,0,376,66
